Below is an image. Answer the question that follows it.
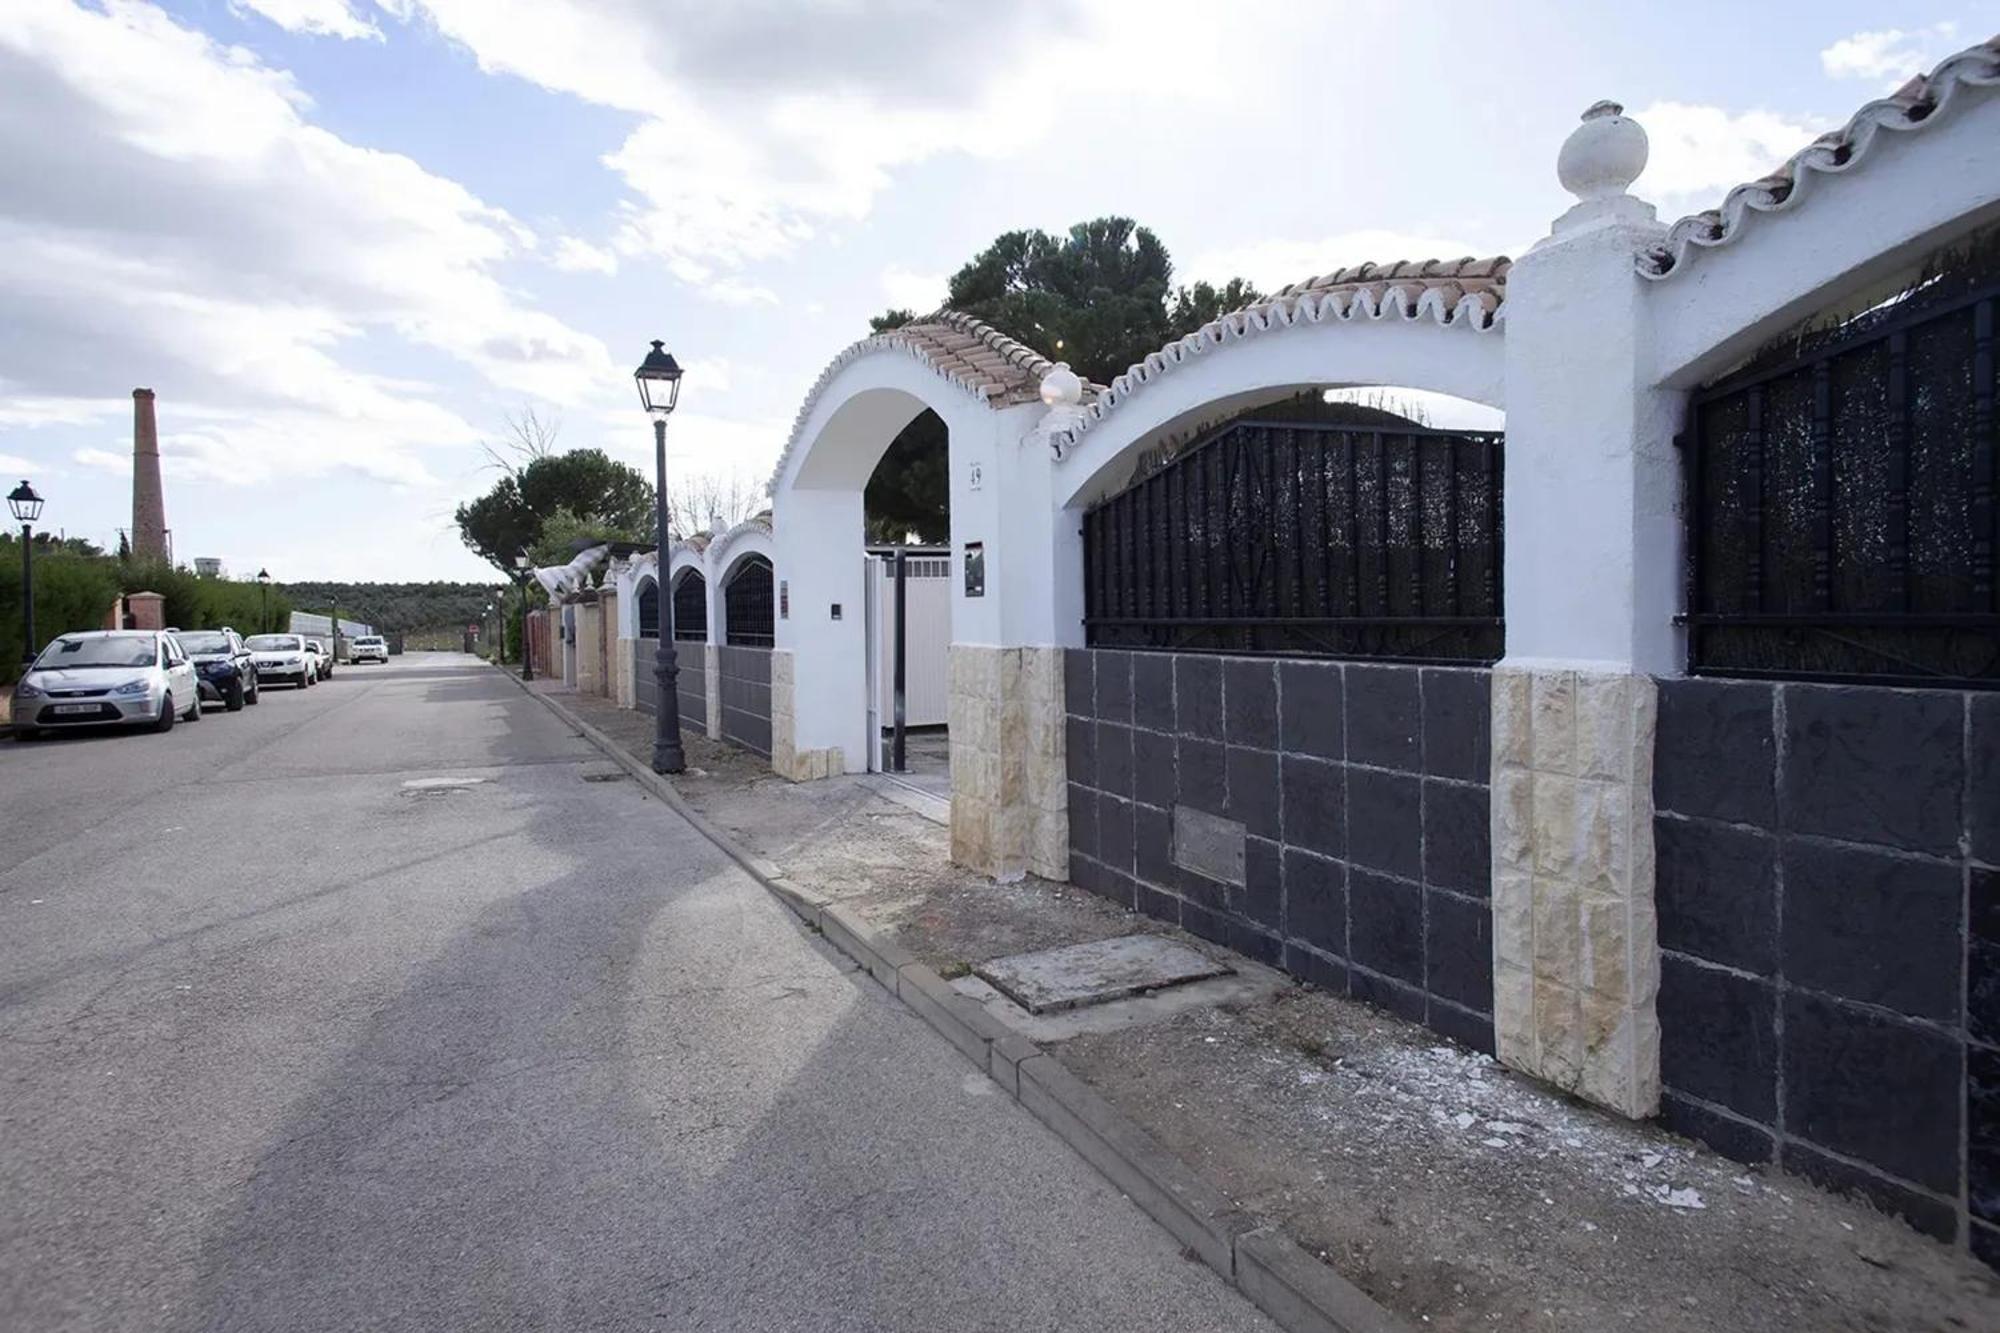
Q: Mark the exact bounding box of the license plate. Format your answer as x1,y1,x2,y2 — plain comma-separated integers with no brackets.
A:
50,703,98,715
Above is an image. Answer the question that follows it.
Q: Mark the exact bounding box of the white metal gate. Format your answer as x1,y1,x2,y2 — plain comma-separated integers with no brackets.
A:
863,548,951,769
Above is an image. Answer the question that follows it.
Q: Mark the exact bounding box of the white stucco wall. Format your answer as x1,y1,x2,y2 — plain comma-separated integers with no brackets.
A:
763,66,1999,770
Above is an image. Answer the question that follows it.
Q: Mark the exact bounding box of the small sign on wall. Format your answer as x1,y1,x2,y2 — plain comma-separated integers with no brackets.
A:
779,579,789,619
963,542,985,597
968,461,984,492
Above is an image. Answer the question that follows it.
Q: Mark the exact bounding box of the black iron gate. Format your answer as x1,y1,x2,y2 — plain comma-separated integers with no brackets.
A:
1682,260,1999,686
1082,412,1503,662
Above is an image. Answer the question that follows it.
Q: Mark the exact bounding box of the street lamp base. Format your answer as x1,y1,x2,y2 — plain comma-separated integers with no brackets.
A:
652,742,686,775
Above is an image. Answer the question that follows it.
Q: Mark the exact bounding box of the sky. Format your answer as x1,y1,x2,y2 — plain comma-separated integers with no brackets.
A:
0,0,1992,582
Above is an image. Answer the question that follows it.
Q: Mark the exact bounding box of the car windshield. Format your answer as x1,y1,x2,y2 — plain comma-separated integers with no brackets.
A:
36,635,157,669
246,635,299,651
175,632,232,654
356,638,383,646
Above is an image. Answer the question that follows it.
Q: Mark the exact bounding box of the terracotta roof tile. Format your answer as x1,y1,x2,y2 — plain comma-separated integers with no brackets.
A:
1049,255,1509,457
768,310,1069,491
1641,34,2000,279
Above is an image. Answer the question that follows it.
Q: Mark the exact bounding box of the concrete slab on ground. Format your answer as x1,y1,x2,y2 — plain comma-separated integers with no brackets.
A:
952,966,1290,1043
975,935,1233,1014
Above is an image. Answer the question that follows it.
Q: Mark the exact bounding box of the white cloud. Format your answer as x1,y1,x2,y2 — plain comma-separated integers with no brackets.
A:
0,2,616,492
384,1,1097,292
1185,229,1503,294
0,452,41,475
232,0,383,42
1631,101,1827,204
0,397,117,429
1821,23,1958,87
696,277,781,307
881,266,945,313
552,236,618,274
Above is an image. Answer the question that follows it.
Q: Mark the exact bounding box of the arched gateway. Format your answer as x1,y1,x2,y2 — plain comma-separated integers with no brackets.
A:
770,275,1508,882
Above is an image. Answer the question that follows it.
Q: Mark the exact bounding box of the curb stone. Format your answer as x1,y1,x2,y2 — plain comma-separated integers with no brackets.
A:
499,666,1415,1333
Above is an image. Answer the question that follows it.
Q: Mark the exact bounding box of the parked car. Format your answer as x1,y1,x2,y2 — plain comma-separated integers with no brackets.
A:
11,630,201,737
351,634,388,664
305,638,333,681
246,633,314,688
171,628,260,711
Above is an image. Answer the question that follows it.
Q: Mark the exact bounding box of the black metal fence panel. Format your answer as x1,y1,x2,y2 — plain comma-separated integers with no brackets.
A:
637,577,661,638
670,571,704,642
1685,277,2000,686
724,557,775,648
1083,419,1504,662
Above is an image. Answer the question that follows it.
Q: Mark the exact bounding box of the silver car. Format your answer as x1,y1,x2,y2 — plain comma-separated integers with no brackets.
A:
11,630,202,738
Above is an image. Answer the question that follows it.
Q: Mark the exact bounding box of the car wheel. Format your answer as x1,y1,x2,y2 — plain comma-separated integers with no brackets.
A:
246,678,260,705
226,679,246,711
14,726,39,742
184,692,202,722
154,696,175,732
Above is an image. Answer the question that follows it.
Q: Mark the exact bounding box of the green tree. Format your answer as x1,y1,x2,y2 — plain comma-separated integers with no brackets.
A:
455,447,654,575
863,216,1264,540
880,217,1263,385
863,411,950,544
0,536,123,683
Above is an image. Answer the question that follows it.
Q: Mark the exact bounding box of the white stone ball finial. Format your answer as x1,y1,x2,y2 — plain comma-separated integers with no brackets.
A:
1040,361,1083,408
1557,100,1647,201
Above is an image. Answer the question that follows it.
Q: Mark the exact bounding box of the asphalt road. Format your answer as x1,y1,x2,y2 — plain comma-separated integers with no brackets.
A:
0,653,1270,1332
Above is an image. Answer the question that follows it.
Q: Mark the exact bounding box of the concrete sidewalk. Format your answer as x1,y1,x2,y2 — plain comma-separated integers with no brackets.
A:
540,680,2000,1333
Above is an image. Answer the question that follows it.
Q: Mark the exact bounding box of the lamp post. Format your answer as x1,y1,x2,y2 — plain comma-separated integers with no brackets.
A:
256,568,271,634
514,553,534,681
9,480,44,667
635,339,686,774
484,602,495,661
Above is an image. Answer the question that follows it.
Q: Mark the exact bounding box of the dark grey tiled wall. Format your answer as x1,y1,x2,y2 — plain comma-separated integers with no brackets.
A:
717,645,771,756
631,638,704,734
1065,649,1493,1052
1654,679,1999,1267
676,651,706,733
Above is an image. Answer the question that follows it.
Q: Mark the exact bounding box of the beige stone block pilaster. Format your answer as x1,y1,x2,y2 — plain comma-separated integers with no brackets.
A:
770,649,796,778
1490,664,1659,1118
946,644,1068,882
704,643,722,738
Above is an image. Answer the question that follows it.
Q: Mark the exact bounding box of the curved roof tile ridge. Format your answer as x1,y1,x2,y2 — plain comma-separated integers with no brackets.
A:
1640,34,2000,280
1050,256,1510,456
767,309,1065,491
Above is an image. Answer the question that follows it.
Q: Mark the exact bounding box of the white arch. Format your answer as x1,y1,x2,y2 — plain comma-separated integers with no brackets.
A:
705,515,775,584
770,311,1057,495
1644,48,2000,386
1055,313,1506,510
772,323,1050,776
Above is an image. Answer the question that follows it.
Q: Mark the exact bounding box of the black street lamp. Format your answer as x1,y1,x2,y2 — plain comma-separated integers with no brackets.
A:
9,480,44,667
256,568,271,633
514,553,534,681
635,339,686,774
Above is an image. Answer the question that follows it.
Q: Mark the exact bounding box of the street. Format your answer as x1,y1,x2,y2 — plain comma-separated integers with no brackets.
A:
0,653,1269,1332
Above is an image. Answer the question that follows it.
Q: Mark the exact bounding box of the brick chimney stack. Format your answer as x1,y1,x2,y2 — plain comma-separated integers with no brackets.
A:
131,388,167,562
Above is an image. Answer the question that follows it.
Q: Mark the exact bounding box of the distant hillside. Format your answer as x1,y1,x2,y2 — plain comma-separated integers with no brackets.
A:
278,581,510,635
